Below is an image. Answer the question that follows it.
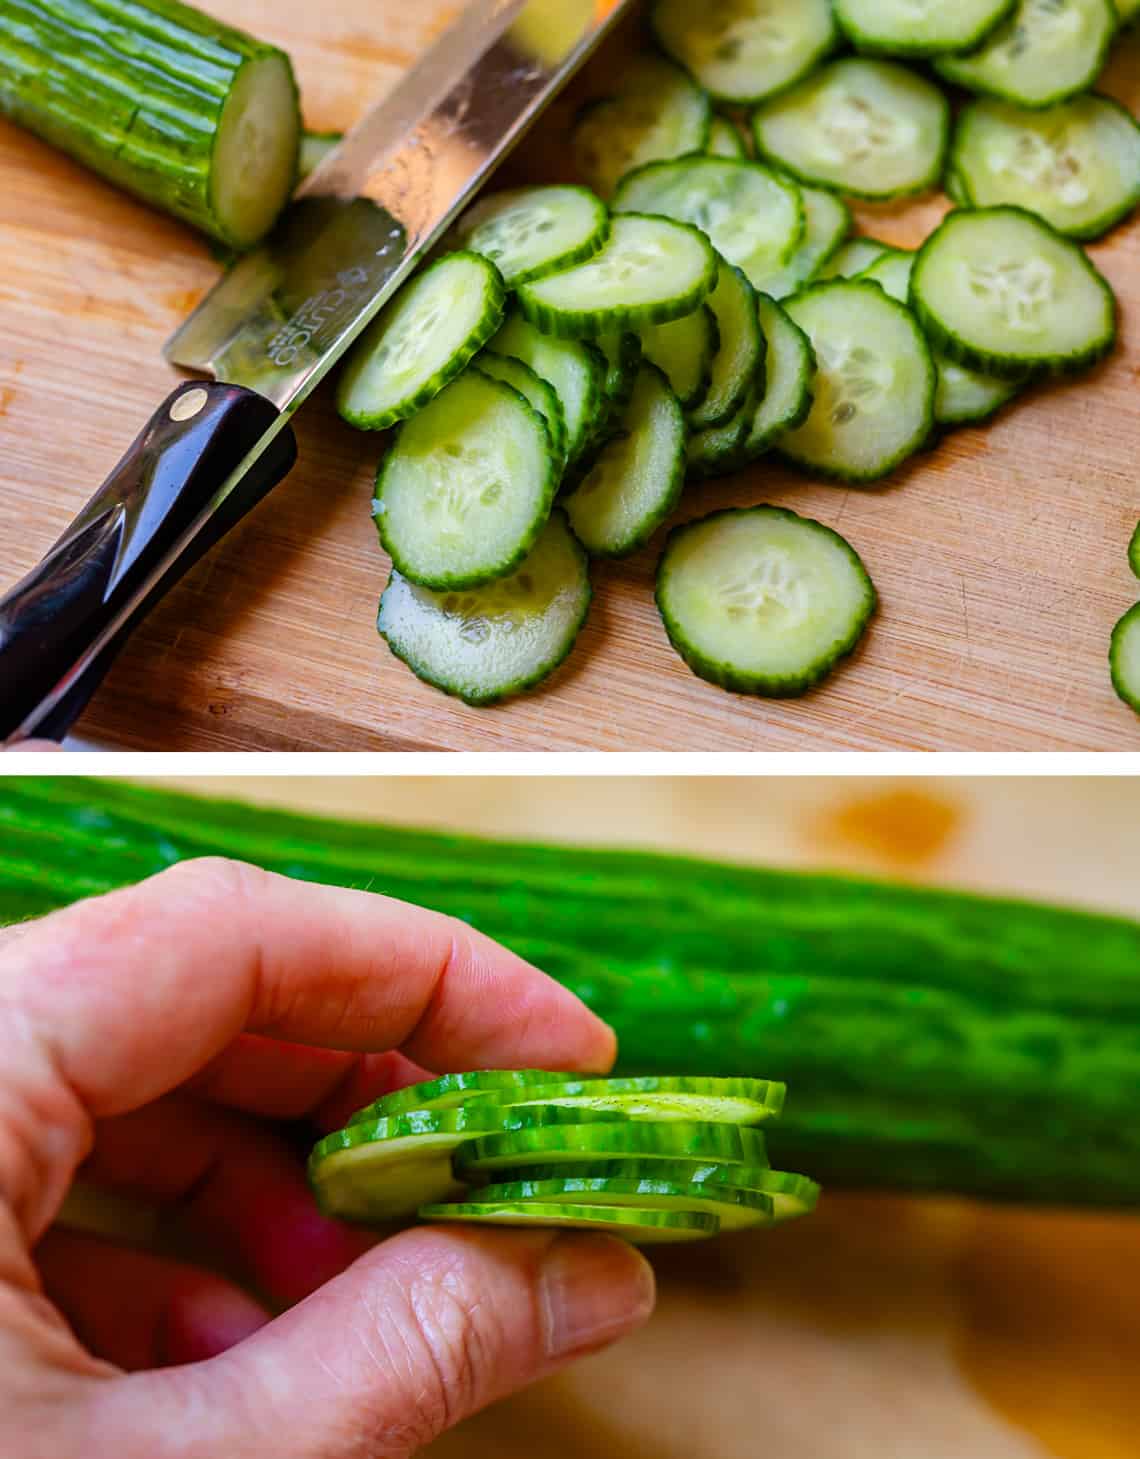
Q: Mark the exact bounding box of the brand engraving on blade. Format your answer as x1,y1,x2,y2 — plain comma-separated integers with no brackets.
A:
266,267,371,367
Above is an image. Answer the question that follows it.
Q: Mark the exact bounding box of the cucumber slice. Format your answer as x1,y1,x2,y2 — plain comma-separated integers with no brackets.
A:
501,1161,820,1222
470,1177,775,1232
1117,0,1140,19
780,281,935,481
373,368,558,590
950,95,1140,241
688,261,765,430
350,1070,578,1123
418,1200,718,1243
456,185,610,285
613,158,805,291
752,58,950,201
299,129,342,182
835,0,1018,56
565,365,686,558
457,1119,769,1175
640,305,719,410
934,0,1118,110
596,332,643,421
752,185,851,299
910,206,1117,377
377,510,591,706
1130,521,1140,579
572,54,711,198
490,313,606,464
740,294,816,454
1110,603,1140,713
944,167,972,208
469,1075,786,1125
857,247,914,301
819,237,890,280
708,116,748,159
686,380,760,479
477,352,568,464
652,0,839,105
337,252,506,430
656,505,877,696
516,214,718,338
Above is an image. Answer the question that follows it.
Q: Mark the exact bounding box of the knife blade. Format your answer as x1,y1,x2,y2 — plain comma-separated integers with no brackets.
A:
0,0,633,744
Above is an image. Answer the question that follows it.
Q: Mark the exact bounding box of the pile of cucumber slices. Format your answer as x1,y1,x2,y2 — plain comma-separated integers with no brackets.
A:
308,1072,818,1244
332,0,1139,711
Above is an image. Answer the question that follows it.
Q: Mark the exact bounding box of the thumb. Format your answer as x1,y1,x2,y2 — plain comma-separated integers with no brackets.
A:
90,1226,655,1458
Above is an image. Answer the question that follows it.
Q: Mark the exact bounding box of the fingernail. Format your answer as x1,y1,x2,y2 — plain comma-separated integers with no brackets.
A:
539,1233,656,1359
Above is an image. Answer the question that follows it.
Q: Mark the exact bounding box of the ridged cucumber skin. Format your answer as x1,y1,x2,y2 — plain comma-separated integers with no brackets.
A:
835,0,1018,57
1110,602,1140,713
0,0,300,247
910,207,1118,380
9,780,1140,1203
742,294,817,455
1130,521,1140,580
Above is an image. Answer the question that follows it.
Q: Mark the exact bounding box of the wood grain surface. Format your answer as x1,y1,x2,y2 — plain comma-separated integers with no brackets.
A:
1,4,1138,751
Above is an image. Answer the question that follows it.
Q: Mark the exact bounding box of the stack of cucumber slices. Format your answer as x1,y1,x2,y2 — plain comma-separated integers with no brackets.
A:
329,0,1137,714
309,1072,819,1244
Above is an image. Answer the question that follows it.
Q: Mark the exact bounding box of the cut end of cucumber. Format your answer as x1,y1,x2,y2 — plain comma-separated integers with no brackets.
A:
213,52,300,248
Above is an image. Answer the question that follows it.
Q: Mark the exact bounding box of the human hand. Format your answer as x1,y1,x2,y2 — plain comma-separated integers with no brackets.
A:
0,859,654,1458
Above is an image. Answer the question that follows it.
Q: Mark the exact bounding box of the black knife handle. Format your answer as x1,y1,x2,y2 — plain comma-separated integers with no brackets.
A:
0,380,298,743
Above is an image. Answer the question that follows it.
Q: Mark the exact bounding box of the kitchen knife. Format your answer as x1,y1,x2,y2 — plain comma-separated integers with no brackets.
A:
0,0,633,744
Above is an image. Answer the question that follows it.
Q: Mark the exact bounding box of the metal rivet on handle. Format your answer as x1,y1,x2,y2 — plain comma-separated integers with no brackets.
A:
169,387,209,422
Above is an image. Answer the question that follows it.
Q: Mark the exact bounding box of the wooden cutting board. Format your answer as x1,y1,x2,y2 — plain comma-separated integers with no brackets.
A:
1,4,1138,751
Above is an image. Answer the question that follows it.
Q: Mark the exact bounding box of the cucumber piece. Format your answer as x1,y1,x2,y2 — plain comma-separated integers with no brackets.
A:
740,294,816,454
950,95,1140,241
752,58,950,201
571,54,711,198
469,1176,775,1232
652,0,839,105
469,1075,786,1125
299,129,342,182
688,261,764,429
0,0,300,248
1116,0,1140,18
910,207,1117,377
377,510,591,706
857,247,914,301
337,253,506,431
1110,603,1140,713
935,0,1118,110
944,167,972,208
418,1200,719,1243
752,185,851,299
708,115,747,159
780,281,935,482
350,1070,578,1123
1130,521,1140,579
458,1119,769,1175
656,505,876,696
456,185,609,286
516,214,718,338
490,313,606,464
373,368,557,590
835,0,1018,56
640,305,719,410
476,352,568,464
565,365,686,558
686,380,760,479
819,237,890,280
595,332,643,422
612,158,805,292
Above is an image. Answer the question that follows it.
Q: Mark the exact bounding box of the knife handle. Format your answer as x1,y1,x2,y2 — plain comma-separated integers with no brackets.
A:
0,380,298,744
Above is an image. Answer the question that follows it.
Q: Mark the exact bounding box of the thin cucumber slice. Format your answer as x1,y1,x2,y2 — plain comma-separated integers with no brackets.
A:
857,247,914,301
457,1119,769,1175
835,0,1018,56
1130,522,1140,579
477,352,568,463
752,58,950,201
1111,603,1140,713
470,1177,775,1232
418,1200,718,1243
687,381,760,479
373,369,557,590
613,158,805,292
944,167,972,207
299,129,342,182
377,510,591,706
468,1075,787,1125
910,206,1117,377
708,116,748,159
572,55,711,198
565,365,686,558
656,505,877,696
596,332,643,420
950,95,1140,241
337,252,505,430
752,185,851,299
640,306,719,410
819,237,890,280
456,185,609,286
516,214,718,338
504,1160,820,1222
349,1070,578,1123
934,0,1118,110
689,261,764,429
490,313,606,463
741,294,816,455
652,0,839,105
780,281,936,482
